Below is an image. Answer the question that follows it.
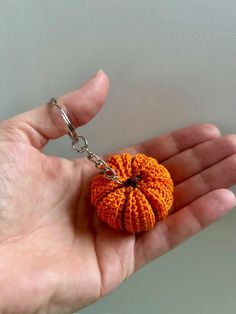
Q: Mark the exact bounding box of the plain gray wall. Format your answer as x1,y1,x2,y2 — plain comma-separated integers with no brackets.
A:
0,1,236,313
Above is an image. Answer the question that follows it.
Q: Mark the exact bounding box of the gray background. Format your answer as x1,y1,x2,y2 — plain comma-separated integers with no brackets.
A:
0,1,236,313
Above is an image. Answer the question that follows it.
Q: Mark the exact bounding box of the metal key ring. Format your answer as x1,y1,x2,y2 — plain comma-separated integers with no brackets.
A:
49,97,123,185
49,98,79,143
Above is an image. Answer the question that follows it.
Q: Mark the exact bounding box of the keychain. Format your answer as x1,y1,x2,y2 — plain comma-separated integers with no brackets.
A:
49,98,174,233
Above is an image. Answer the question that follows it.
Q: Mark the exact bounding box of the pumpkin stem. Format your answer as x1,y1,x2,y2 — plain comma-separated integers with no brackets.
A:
124,175,141,188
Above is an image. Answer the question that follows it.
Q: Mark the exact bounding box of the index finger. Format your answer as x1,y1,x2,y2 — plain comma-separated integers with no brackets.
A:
109,123,221,162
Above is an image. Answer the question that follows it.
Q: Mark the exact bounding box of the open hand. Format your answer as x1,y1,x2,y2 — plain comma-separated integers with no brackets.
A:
0,71,235,314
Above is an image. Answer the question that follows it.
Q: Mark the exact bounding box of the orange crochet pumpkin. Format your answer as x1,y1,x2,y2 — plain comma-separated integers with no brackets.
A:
91,153,174,233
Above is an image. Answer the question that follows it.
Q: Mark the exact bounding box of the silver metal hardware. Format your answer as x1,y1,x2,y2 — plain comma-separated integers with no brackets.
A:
49,98,123,185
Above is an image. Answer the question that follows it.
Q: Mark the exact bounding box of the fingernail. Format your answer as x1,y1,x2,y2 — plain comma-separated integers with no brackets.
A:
97,69,104,74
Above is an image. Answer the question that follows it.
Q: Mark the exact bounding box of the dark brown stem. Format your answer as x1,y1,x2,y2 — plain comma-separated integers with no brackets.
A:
123,175,141,188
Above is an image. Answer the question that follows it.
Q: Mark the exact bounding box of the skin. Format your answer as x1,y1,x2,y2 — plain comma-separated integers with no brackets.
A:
0,71,235,314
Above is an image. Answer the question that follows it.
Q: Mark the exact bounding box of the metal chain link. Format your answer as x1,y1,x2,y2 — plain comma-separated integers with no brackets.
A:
49,98,123,185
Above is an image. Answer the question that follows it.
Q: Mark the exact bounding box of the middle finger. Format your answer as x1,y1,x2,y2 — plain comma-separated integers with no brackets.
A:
163,135,236,185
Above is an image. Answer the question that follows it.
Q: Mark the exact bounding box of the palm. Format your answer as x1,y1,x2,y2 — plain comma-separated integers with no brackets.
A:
0,72,235,314
0,141,137,313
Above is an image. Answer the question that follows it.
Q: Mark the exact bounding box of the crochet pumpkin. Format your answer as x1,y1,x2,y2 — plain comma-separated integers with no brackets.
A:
91,153,174,233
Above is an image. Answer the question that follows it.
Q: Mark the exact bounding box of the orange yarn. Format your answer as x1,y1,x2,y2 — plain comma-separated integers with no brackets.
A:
91,153,174,233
